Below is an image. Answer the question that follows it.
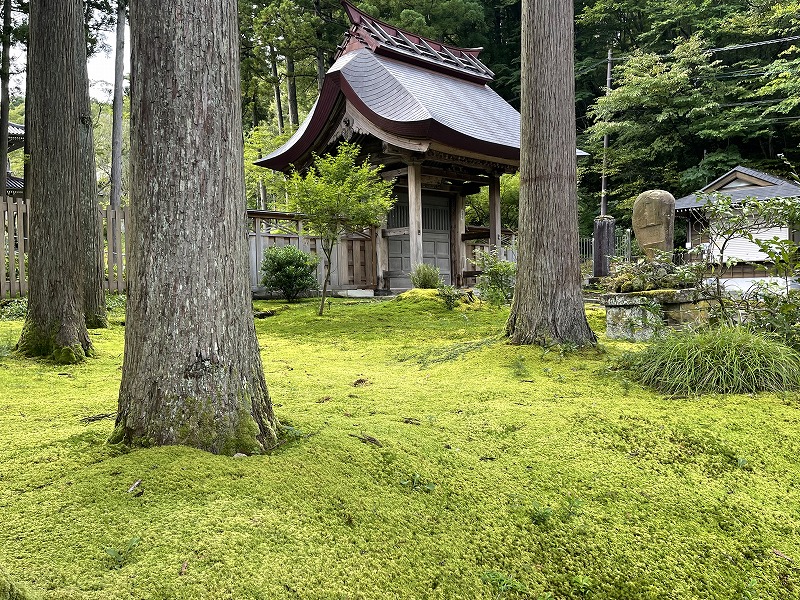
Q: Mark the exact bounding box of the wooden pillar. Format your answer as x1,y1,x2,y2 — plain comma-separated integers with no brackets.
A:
407,160,423,271
375,218,389,291
450,193,466,287
488,173,502,258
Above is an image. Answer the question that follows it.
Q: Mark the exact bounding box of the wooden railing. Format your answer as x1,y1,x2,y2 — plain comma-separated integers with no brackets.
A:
1,198,128,299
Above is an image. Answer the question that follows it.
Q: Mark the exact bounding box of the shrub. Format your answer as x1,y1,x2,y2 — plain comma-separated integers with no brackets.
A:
735,285,800,350
0,298,27,321
474,250,516,305
437,284,462,310
410,263,442,289
620,326,800,395
261,245,320,302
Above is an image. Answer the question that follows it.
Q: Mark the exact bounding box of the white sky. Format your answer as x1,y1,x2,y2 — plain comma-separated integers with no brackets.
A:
86,24,131,101
9,25,130,102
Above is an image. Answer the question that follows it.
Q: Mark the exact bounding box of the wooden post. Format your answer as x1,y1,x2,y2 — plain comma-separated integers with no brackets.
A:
450,193,466,287
407,160,423,272
489,173,501,257
375,218,389,291
1,198,7,298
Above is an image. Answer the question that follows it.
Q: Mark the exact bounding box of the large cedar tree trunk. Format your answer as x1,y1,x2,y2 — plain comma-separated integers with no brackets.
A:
506,0,595,346
114,0,279,454
77,7,107,329
17,0,92,363
0,0,11,199
110,0,125,210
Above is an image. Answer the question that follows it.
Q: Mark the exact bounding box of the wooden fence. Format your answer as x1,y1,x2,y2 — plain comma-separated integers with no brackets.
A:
1,198,127,299
248,210,375,292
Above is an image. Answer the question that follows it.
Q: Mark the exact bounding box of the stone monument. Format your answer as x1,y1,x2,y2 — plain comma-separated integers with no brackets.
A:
632,190,675,259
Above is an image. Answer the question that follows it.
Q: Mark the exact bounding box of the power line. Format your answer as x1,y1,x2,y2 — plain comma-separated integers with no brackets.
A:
601,35,800,64
709,35,800,53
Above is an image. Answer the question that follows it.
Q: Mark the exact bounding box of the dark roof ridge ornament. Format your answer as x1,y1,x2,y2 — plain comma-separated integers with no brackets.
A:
339,1,494,82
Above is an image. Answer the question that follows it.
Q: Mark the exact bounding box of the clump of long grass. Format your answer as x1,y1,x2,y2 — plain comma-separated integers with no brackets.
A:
620,326,800,395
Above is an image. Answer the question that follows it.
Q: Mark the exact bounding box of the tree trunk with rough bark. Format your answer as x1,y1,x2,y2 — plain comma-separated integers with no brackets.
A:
77,2,107,329
506,0,595,347
17,0,93,363
269,45,284,134
0,0,11,199
110,0,125,210
114,0,279,454
286,55,298,128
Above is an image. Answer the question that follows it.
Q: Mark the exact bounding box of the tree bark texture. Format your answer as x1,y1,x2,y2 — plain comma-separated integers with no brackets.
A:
110,0,125,210
17,0,93,363
116,0,279,454
269,45,284,134
0,0,11,199
286,55,298,128
77,4,107,329
506,0,596,346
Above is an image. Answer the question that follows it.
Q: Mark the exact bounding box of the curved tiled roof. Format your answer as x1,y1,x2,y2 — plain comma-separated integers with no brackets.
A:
256,2,587,172
258,48,532,171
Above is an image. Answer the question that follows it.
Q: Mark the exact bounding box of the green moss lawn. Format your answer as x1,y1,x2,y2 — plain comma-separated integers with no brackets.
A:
1,293,799,599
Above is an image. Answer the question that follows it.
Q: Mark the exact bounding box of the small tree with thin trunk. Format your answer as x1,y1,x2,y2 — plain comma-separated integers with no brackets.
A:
506,0,595,347
287,142,395,315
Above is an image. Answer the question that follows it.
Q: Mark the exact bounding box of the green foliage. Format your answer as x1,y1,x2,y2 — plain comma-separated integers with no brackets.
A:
105,293,127,313
465,173,520,228
481,571,528,597
473,249,516,304
621,326,800,395
743,286,800,350
399,472,436,493
0,298,27,321
436,284,463,310
601,250,705,293
260,245,320,302
288,142,395,244
409,263,442,289
530,501,554,525
242,125,291,209
287,142,395,313
577,1,800,226
104,537,141,570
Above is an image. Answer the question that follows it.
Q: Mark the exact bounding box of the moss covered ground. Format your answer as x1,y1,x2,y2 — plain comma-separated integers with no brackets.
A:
1,294,799,599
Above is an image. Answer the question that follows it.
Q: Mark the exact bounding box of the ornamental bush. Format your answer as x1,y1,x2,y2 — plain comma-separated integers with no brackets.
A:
474,250,516,305
261,245,320,302
410,263,442,289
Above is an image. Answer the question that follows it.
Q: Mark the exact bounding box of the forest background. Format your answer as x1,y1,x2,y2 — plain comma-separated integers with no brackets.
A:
4,0,799,243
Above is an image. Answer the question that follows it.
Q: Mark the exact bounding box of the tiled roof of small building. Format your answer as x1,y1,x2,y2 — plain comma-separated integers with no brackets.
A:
675,166,800,211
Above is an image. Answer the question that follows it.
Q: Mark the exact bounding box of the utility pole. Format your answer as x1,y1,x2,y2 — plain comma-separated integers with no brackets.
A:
593,48,615,279
600,48,612,216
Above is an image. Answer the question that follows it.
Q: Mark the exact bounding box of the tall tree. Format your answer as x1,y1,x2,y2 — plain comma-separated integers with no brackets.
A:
0,0,11,199
110,0,125,209
506,0,595,346
77,0,107,329
17,0,93,362
113,0,279,453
